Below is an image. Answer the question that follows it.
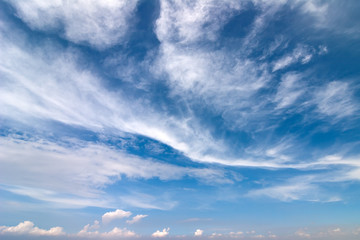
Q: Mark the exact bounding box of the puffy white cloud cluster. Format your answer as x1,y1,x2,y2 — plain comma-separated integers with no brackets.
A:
194,229,203,236
0,221,64,236
152,228,170,238
102,209,132,224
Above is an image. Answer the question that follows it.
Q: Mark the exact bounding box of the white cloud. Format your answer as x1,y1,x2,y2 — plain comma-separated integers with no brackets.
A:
153,0,274,138
103,227,137,238
194,229,203,236
295,229,311,238
249,184,314,201
229,231,244,237
102,209,132,224
78,220,100,234
126,214,148,224
78,225,136,238
268,233,277,238
0,5,315,174
0,136,194,206
247,180,316,202
297,0,360,38
152,228,170,238
210,232,223,238
253,234,265,238
156,0,242,44
246,169,351,202
274,73,305,109
316,155,360,182
314,81,357,118
272,45,313,72
0,136,236,208
0,19,238,174
0,221,65,236
6,0,139,49
1,0,358,196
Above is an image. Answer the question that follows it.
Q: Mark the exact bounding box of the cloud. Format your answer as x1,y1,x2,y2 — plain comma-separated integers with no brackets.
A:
0,135,236,208
78,220,100,234
229,231,244,237
247,182,315,201
316,155,360,182
156,0,242,44
0,0,359,216
103,227,136,238
152,228,170,238
0,2,334,174
78,225,136,238
272,45,313,72
298,0,360,38
295,229,311,238
274,73,305,109
246,169,350,203
102,209,132,224
0,15,245,172
126,214,148,224
194,229,203,236
314,81,358,119
5,0,139,49
210,232,223,238
0,221,65,236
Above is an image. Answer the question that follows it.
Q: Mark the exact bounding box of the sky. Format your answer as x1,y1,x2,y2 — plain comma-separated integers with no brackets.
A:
0,0,360,239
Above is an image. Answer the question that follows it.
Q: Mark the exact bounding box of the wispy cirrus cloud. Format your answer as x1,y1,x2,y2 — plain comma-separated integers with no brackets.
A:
0,0,359,217
272,45,314,72
0,135,238,208
274,72,305,109
5,0,139,49
313,81,358,119
126,215,148,224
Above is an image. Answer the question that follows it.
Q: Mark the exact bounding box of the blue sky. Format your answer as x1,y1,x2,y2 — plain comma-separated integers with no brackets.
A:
0,0,360,239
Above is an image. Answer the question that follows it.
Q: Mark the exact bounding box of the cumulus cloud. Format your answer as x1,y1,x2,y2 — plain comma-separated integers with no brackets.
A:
126,214,148,224
101,209,132,223
78,225,136,238
152,228,170,238
5,0,138,49
210,232,223,238
78,220,100,234
229,231,244,238
0,221,65,236
194,229,203,236
295,229,311,238
103,227,136,238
